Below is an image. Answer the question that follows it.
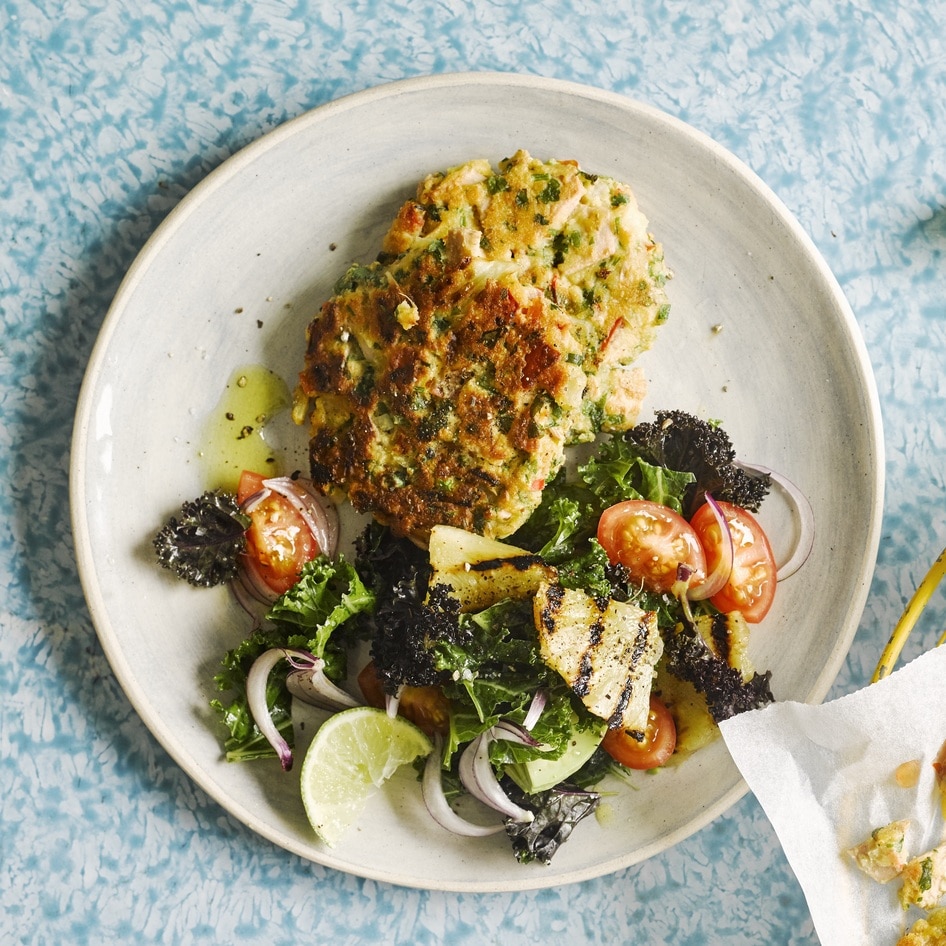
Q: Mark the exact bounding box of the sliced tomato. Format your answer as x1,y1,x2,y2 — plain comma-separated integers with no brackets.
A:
597,499,706,594
237,470,320,595
601,695,676,770
690,499,777,623
357,661,451,737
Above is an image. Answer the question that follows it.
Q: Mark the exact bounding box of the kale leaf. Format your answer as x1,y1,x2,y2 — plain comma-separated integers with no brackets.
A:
510,431,696,599
210,555,374,762
354,520,464,691
501,778,601,864
153,490,249,587
433,598,576,759
624,409,770,517
266,554,375,677
579,431,696,514
211,625,296,763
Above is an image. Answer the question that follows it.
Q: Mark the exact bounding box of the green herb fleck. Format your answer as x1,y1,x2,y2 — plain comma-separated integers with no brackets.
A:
334,263,388,294
538,178,561,203
427,239,447,265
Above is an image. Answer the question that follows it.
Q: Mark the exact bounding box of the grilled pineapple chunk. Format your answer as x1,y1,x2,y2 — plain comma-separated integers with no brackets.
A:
533,581,662,732
428,525,556,613
654,671,719,758
689,611,755,681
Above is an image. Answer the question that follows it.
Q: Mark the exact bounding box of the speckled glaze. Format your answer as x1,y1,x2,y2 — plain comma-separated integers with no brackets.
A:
3,2,945,945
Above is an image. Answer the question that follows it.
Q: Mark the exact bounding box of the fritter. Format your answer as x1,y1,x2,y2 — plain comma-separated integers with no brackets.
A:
295,150,671,541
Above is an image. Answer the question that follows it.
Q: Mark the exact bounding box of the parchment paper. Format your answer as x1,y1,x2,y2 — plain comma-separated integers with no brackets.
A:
719,645,946,946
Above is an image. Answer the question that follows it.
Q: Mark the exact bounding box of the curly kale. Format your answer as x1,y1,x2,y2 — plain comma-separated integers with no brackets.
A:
353,521,463,692
624,409,770,517
501,778,601,865
211,556,375,762
662,620,774,721
153,490,250,587
210,624,297,762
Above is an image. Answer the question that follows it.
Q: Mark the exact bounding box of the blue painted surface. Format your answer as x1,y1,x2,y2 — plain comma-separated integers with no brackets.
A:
2,1,945,943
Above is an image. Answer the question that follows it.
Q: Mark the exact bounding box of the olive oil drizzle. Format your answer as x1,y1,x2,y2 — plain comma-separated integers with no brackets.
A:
199,364,290,491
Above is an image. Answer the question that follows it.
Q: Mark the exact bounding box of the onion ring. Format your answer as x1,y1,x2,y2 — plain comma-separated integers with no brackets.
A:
738,462,815,580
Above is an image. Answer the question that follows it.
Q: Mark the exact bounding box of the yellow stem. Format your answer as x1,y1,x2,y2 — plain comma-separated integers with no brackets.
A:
872,546,946,682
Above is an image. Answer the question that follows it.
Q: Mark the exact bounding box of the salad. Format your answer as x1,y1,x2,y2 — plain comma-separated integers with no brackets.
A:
153,409,811,864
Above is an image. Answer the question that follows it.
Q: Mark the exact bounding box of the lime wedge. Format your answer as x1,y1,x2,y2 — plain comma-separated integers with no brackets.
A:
300,706,433,847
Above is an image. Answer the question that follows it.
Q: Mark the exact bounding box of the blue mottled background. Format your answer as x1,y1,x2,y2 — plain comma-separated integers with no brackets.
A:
2,1,945,944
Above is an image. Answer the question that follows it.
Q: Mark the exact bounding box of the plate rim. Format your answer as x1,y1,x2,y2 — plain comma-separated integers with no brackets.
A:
69,70,885,892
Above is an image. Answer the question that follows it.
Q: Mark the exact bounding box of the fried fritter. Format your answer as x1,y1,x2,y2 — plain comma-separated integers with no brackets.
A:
296,150,671,541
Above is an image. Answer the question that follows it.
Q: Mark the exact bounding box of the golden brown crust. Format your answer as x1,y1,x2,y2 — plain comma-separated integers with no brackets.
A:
298,150,671,541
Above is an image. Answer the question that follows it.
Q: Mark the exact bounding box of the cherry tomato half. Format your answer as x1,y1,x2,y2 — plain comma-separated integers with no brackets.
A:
601,695,677,770
237,470,320,595
357,660,451,737
690,500,777,623
597,499,706,594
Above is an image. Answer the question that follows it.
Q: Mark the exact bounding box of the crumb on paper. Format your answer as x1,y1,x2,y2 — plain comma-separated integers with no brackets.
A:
847,820,912,883
897,760,923,788
899,845,946,912
896,907,946,946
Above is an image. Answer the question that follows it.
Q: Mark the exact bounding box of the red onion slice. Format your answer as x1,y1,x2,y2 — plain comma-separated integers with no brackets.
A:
289,477,341,554
491,719,543,749
521,690,548,732
738,462,815,580
261,476,339,558
458,733,534,823
284,651,360,711
234,552,280,606
230,569,270,618
687,494,734,601
246,648,295,771
422,736,505,838
385,688,402,719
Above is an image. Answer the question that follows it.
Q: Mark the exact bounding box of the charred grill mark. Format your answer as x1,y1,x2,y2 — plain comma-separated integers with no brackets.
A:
631,616,655,665
539,583,564,635
573,616,605,700
470,554,545,573
607,678,635,729
573,651,593,697
710,611,732,662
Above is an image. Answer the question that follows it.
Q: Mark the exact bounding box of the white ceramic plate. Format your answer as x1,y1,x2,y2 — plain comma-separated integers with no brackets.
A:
71,73,884,892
